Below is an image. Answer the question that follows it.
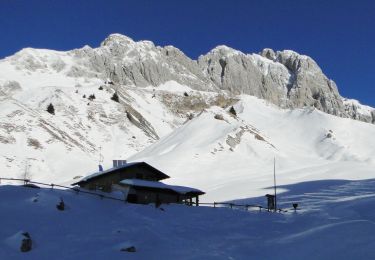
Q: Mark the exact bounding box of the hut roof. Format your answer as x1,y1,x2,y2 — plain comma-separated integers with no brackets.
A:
72,162,170,186
120,179,205,196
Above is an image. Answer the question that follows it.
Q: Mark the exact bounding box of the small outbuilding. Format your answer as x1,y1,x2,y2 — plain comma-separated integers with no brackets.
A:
72,160,204,206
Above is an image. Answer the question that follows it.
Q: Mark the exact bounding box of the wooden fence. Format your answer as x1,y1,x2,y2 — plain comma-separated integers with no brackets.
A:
0,177,125,202
0,177,288,212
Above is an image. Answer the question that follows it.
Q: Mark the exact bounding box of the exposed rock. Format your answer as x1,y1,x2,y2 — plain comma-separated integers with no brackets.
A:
0,80,22,96
187,113,194,120
343,98,375,123
7,33,371,124
69,34,216,92
260,48,276,60
121,246,136,252
20,232,32,252
214,114,224,120
56,198,65,211
254,133,265,141
126,106,159,140
226,125,274,150
198,46,350,119
27,138,43,150
198,46,290,107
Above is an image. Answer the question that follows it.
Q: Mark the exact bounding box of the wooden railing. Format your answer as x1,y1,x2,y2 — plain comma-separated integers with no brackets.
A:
0,177,289,212
0,177,125,202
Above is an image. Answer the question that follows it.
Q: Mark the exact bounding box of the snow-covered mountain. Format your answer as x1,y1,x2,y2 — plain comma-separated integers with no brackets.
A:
0,33,374,202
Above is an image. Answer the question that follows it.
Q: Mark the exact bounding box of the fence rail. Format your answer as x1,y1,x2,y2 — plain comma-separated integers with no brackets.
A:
0,177,288,212
0,177,125,202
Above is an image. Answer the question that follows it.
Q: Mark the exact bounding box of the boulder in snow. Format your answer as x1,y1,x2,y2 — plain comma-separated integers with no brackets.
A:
20,232,32,252
5,231,33,252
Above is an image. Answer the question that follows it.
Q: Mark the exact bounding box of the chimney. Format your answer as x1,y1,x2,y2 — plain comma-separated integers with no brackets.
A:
113,160,127,168
119,160,127,166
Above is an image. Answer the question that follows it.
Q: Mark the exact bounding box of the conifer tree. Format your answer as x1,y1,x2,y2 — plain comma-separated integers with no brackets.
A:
47,103,55,115
111,92,119,102
229,106,237,116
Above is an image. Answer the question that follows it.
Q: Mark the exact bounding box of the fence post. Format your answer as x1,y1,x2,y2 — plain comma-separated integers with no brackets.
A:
230,203,233,209
214,202,216,208
51,184,54,190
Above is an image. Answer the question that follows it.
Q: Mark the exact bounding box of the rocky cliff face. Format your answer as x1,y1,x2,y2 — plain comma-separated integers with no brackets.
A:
198,47,348,118
1,33,373,126
68,34,217,91
47,33,371,123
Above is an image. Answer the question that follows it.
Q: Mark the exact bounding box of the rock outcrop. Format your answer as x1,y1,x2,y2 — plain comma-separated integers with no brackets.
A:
3,33,374,123
74,34,372,123
69,34,216,91
198,46,347,118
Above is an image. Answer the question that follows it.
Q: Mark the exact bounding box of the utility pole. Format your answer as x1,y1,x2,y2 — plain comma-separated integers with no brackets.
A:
273,157,277,212
23,158,30,185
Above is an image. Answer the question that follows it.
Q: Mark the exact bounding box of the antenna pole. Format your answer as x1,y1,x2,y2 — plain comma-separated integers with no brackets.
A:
98,146,104,172
273,157,277,212
98,146,103,164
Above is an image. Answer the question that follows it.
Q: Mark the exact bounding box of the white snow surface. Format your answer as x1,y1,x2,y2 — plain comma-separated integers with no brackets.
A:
130,96,375,202
1,180,375,259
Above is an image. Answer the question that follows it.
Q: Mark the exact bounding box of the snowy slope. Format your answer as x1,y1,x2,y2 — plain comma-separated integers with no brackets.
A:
0,41,237,183
131,96,375,202
1,180,375,259
0,45,199,181
0,80,184,182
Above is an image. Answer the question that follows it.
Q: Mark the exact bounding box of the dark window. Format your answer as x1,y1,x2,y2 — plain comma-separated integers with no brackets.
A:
136,173,142,179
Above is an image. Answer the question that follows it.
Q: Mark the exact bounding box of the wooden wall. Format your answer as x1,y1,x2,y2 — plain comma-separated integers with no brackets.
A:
81,165,163,192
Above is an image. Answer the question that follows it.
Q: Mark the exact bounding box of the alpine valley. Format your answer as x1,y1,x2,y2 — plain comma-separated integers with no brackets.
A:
0,33,374,202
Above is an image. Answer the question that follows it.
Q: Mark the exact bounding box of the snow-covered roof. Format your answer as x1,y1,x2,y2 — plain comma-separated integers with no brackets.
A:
120,179,204,195
79,162,140,182
72,162,169,185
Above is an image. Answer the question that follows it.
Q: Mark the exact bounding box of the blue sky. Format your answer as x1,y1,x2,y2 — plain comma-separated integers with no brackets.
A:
0,0,374,106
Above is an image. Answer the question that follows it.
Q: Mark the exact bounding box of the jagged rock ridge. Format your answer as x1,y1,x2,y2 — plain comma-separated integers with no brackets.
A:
2,33,372,123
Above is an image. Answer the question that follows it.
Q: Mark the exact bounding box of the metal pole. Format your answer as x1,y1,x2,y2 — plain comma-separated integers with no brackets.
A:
273,157,277,212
